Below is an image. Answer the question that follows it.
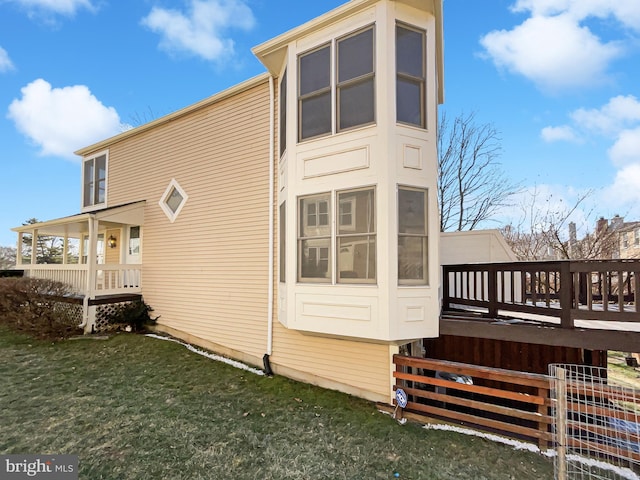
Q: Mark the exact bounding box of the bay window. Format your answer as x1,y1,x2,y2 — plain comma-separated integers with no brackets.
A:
279,70,287,157
398,187,428,285
298,188,376,283
279,202,286,282
337,26,375,131
298,25,375,141
299,194,332,281
299,45,332,141
396,23,426,128
337,188,375,283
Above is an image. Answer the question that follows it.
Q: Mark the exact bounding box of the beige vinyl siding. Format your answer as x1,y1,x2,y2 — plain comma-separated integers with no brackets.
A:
105,229,120,264
105,82,271,360
85,77,392,402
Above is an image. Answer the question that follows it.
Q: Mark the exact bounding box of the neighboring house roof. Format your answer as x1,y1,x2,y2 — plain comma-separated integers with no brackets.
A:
11,201,146,237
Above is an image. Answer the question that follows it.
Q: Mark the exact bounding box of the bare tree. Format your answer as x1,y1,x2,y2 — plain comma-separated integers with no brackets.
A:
438,111,517,232
501,188,618,260
0,246,16,270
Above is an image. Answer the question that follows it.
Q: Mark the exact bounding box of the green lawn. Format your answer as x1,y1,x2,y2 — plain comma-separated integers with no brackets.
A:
0,327,554,479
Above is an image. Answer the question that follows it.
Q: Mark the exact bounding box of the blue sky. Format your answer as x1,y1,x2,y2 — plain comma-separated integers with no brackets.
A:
0,0,639,247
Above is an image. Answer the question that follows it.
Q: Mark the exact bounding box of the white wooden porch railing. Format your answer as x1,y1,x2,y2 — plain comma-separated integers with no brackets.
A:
21,264,142,296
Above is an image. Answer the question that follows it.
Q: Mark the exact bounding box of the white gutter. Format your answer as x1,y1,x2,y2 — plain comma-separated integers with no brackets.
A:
267,75,275,357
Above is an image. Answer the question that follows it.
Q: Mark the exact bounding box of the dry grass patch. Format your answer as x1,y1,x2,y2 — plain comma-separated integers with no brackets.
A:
0,326,553,479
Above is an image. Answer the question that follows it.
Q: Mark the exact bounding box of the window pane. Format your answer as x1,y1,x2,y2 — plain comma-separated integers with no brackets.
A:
166,187,184,214
397,78,422,126
279,70,287,157
339,200,352,227
300,92,331,139
339,78,374,130
66,238,80,264
398,236,426,281
279,202,286,282
83,160,94,207
299,46,330,96
95,155,106,180
129,226,140,255
96,155,106,203
300,195,331,238
396,26,424,78
338,189,375,234
338,236,376,281
97,179,106,204
300,239,331,280
399,189,426,234
338,27,374,83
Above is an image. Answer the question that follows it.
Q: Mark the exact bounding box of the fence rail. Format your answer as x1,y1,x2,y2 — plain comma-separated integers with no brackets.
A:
393,355,554,449
442,260,640,329
22,264,142,296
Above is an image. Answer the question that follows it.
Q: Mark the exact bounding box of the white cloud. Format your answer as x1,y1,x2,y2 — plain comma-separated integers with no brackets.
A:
605,164,640,205
571,95,640,136
480,14,622,91
512,0,640,31
608,127,640,167
0,47,14,72
142,0,256,62
7,79,123,160
541,95,640,145
7,0,96,16
540,125,579,143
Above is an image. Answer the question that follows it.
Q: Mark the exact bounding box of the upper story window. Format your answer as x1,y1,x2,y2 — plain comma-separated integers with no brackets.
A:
337,27,375,131
83,152,107,208
396,23,426,128
298,25,375,142
279,70,287,157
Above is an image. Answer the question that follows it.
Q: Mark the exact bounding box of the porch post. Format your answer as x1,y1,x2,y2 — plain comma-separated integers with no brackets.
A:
62,227,69,265
31,229,38,265
16,233,23,266
83,217,98,333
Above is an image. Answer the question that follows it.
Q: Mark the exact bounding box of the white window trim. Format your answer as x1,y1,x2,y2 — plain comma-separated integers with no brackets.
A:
159,178,189,223
81,149,109,212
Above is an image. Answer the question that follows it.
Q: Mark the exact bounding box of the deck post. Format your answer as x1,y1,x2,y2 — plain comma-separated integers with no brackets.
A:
488,266,498,318
559,262,573,329
442,266,451,311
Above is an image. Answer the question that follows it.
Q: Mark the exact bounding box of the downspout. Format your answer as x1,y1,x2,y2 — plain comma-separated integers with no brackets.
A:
264,74,275,376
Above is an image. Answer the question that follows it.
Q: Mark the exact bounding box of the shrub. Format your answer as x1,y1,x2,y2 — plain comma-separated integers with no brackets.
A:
0,277,82,339
104,299,157,333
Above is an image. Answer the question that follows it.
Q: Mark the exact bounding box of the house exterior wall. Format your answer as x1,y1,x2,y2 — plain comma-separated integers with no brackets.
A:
94,78,393,403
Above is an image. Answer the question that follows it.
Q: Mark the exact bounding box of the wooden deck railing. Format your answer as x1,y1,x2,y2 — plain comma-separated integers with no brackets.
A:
393,355,554,449
442,260,640,328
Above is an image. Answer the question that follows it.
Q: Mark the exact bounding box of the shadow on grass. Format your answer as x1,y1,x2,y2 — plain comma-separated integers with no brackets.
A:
0,326,553,480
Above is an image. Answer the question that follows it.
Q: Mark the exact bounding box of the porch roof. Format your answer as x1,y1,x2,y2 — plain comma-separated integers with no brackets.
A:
11,201,145,237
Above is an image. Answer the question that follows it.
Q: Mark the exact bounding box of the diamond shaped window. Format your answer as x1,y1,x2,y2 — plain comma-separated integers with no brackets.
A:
159,179,188,222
